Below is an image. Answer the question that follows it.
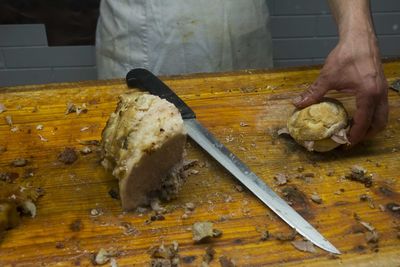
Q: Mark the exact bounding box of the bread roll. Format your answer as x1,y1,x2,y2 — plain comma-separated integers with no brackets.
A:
286,98,349,152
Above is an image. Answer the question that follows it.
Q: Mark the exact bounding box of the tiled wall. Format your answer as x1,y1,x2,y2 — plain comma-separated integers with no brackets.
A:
0,24,96,87
0,0,399,87
267,0,400,67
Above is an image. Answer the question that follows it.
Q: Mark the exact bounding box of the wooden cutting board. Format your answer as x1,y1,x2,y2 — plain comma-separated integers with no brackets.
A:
0,61,399,266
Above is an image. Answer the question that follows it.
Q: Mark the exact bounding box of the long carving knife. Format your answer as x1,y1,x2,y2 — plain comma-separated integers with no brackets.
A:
126,68,340,254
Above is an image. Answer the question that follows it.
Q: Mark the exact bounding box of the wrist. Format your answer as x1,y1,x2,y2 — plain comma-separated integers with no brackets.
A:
338,18,376,41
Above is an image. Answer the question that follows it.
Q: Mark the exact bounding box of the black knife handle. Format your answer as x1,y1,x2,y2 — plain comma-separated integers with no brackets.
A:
126,68,196,119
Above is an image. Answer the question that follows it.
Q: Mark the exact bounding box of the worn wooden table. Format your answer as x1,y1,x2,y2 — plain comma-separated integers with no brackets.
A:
0,61,399,266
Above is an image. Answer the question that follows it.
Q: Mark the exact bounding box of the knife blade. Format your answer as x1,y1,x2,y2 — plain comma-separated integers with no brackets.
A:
126,68,340,254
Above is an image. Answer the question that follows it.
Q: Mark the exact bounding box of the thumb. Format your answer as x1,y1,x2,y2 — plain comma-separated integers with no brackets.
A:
292,77,330,108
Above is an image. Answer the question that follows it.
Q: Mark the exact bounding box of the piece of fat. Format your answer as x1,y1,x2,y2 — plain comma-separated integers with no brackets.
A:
101,92,186,211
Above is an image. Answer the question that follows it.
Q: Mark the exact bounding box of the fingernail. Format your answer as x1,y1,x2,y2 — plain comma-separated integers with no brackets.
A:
292,95,302,105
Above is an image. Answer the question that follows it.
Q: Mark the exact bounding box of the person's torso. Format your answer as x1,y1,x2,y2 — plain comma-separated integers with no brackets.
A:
96,0,272,78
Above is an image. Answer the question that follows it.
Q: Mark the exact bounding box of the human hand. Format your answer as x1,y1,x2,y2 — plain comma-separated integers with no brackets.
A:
292,33,388,146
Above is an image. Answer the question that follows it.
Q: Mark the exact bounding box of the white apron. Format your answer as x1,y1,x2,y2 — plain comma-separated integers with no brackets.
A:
96,0,273,79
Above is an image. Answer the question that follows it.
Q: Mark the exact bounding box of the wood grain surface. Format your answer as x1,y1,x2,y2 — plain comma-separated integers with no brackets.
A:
0,61,399,267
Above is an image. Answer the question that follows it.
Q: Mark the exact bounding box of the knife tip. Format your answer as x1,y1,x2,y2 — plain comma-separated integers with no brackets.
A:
323,243,341,255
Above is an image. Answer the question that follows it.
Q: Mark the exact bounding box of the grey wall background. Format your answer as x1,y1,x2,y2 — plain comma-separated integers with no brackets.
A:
0,0,399,87
267,0,400,67
0,24,97,87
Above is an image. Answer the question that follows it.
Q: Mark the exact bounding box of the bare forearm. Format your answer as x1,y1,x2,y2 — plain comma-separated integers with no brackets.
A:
328,0,375,39
293,0,388,146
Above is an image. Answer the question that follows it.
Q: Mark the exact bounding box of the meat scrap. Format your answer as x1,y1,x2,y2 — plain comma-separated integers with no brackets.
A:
78,140,100,146
274,173,288,186
201,246,216,267
148,241,180,267
0,103,6,113
359,194,375,209
345,165,372,187
65,102,88,115
365,231,379,244
233,184,244,192
108,188,120,200
386,203,400,213
58,147,78,164
12,158,28,167
355,215,379,252
275,229,297,241
5,115,13,126
80,146,92,155
0,172,19,183
92,248,119,265
260,230,270,241
0,183,44,236
219,256,236,267
291,240,316,253
310,192,323,204
192,222,222,242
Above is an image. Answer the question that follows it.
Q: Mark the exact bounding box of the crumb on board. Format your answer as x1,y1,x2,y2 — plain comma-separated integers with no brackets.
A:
359,194,375,209
212,229,223,238
55,241,65,249
192,222,222,242
345,165,372,187
21,200,37,218
327,253,341,260
185,202,195,211
192,222,214,242
365,231,379,244
0,184,44,236
234,184,244,192
65,102,88,115
78,139,100,146
354,214,380,252
149,213,165,222
386,203,400,213
108,188,120,200
219,256,236,267
120,222,139,236
275,229,297,241
90,208,103,217
201,246,215,267
0,103,6,113
58,147,78,165
148,241,180,267
80,146,92,155
92,248,119,265
36,124,43,130
38,134,48,142
69,219,83,232
311,192,323,204
0,172,19,183
294,172,314,183
359,221,375,232
5,115,13,126
260,230,270,241
274,173,288,186
326,170,335,176
12,158,28,167
150,199,166,214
